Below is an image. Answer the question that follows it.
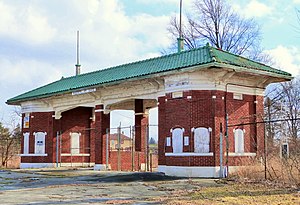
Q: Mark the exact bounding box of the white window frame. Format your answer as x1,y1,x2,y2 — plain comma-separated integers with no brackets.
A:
70,132,81,154
23,132,30,154
171,127,184,153
192,127,212,153
34,132,46,154
234,129,245,153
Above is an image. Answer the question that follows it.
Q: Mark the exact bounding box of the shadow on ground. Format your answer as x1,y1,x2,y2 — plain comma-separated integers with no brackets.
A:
88,172,185,183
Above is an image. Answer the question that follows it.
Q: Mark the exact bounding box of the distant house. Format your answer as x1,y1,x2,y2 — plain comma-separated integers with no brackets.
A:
109,133,132,151
7,44,292,177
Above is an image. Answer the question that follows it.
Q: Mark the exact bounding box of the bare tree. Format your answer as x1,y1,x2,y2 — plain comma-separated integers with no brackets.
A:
266,79,300,140
0,122,21,167
168,0,270,63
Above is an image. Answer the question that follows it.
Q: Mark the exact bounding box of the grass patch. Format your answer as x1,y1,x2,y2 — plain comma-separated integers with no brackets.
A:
166,182,300,205
0,181,13,185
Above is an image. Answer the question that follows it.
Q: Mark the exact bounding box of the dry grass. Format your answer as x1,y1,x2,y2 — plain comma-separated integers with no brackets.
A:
163,182,300,205
233,156,300,187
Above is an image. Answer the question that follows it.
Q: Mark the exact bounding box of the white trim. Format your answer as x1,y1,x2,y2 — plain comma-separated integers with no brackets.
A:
228,152,256,156
20,154,48,157
23,132,30,154
94,164,107,171
165,152,214,156
61,153,90,157
59,163,95,167
158,165,241,178
20,163,54,169
164,72,266,96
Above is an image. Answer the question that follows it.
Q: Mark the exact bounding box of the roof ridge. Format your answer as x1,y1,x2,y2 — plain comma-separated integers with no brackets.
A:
7,45,292,104
209,46,291,76
62,46,207,80
205,43,217,62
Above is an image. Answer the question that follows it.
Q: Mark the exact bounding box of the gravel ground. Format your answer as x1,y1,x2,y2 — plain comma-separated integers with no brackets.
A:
0,168,217,205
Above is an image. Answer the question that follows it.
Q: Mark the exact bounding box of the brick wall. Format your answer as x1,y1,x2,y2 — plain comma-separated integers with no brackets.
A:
21,111,55,163
158,90,264,167
60,107,93,163
109,151,146,171
21,107,95,165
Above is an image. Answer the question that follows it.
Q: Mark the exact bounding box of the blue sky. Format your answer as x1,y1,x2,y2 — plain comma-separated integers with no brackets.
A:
1,0,300,133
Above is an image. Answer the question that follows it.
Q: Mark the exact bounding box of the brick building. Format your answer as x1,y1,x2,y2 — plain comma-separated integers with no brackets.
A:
7,45,291,177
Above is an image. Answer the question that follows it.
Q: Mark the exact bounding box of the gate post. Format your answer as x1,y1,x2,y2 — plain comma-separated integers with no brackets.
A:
94,105,110,170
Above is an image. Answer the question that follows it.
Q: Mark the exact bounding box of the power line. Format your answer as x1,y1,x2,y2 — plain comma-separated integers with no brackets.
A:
228,118,300,127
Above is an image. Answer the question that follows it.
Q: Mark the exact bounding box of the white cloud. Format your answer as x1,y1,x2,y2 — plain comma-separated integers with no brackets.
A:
266,45,300,77
234,0,272,18
0,0,177,121
0,1,56,44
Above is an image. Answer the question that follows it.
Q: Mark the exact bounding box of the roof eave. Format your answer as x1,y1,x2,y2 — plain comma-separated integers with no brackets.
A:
6,62,218,105
213,62,293,81
6,61,292,105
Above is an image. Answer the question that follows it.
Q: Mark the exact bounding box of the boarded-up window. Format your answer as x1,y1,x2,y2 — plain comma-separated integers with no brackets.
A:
34,132,46,154
23,132,29,154
234,129,244,153
193,127,210,153
70,132,80,154
172,128,184,153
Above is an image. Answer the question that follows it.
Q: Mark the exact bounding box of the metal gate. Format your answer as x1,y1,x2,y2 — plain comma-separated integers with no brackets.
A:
56,128,93,167
105,125,158,171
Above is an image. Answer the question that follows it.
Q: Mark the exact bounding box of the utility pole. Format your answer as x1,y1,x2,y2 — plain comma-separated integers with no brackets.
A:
75,30,81,75
177,0,184,52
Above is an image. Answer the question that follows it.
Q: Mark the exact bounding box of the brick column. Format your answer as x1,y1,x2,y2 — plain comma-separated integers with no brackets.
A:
135,99,143,151
94,105,110,170
213,91,226,168
158,96,166,165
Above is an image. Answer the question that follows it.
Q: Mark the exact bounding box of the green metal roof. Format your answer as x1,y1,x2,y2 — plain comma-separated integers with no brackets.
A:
7,45,292,104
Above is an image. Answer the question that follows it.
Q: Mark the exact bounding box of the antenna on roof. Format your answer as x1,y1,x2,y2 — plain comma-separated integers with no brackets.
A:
177,0,184,53
75,30,81,76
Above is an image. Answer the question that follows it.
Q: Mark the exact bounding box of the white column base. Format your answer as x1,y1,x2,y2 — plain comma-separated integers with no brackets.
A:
94,164,107,171
59,162,95,167
158,165,241,178
20,163,54,169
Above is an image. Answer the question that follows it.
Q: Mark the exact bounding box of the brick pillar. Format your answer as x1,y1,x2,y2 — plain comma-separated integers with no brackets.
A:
90,115,96,163
135,99,143,151
94,105,110,169
213,91,226,168
158,96,166,165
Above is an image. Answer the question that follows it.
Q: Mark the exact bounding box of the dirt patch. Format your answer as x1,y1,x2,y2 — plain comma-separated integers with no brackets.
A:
0,168,298,205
